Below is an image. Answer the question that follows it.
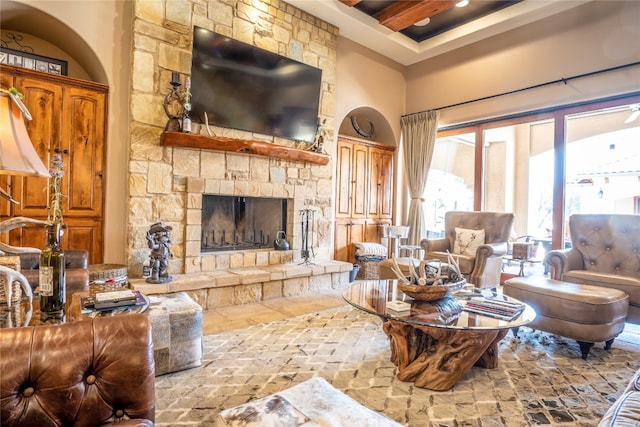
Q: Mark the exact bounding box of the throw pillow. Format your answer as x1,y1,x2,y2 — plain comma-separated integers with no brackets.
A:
453,227,485,256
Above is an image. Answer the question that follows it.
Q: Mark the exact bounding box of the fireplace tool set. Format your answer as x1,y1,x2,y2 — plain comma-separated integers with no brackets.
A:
299,208,316,265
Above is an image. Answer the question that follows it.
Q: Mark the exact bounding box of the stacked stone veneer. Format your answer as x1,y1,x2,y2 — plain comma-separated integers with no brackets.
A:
128,0,339,299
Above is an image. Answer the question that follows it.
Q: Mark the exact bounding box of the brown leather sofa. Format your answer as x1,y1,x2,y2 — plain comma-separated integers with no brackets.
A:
546,214,640,324
0,314,155,426
421,211,514,288
17,250,90,294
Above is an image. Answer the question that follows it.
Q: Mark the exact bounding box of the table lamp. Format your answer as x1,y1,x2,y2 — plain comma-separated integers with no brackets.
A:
0,88,51,253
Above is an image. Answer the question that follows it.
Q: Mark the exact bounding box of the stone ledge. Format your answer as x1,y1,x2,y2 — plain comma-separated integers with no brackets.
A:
130,260,354,310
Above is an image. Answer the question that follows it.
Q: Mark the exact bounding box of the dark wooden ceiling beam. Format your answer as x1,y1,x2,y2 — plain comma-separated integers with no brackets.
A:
377,0,457,32
339,0,362,7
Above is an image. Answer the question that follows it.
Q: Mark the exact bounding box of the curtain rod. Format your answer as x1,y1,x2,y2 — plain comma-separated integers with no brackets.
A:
401,61,640,118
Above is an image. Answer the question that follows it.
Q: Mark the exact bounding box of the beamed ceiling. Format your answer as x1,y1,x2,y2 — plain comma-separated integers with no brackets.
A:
286,0,592,66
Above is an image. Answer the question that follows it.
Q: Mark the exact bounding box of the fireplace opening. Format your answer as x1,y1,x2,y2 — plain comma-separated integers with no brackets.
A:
201,195,287,252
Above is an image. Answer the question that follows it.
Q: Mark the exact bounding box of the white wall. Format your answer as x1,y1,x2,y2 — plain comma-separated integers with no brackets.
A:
405,1,640,126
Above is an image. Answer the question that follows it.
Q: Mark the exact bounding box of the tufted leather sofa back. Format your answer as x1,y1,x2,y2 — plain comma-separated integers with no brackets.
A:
568,214,640,278
444,211,515,249
0,314,155,426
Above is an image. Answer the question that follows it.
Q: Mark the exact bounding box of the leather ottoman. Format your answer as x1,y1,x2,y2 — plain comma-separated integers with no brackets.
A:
503,276,629,359
146,292,203,375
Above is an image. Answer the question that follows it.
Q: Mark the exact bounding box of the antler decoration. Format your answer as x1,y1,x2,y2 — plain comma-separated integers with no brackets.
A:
389,252,463,287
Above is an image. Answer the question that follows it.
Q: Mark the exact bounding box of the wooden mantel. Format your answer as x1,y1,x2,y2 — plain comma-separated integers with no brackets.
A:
161,132,330,165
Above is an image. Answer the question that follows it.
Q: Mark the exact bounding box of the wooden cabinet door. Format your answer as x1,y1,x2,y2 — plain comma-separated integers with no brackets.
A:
379,149,394,218
336,140,368,219
335,141,353,218
1,65,107,264
11,77,63,217
352,144,368,218
334,219,366,263
368,147,394,218
61,87,105,217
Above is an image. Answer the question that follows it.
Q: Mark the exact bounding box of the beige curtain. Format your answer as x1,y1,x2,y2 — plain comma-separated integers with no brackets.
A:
400,110,440,245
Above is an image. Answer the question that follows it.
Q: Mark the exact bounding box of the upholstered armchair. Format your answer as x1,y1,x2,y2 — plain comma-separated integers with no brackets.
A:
546,213,640,324
0,314,155,426
421,211,515,288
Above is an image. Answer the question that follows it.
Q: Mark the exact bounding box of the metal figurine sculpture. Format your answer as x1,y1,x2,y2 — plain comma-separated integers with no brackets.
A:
146,222,173,284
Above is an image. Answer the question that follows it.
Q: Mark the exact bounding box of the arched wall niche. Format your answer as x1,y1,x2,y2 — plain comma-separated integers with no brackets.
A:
338,106,397,147
0,0,106,83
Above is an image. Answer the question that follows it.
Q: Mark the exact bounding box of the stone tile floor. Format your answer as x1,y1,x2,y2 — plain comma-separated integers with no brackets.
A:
156,291,640,427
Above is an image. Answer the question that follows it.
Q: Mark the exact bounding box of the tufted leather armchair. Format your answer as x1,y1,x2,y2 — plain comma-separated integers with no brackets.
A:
546,214,640,324
0,314,155,426
420,211,515,288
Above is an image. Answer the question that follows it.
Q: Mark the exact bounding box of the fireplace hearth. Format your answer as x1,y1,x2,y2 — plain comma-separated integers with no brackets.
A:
201,195,287,252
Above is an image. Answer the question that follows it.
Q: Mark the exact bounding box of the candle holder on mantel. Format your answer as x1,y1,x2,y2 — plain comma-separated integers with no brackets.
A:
163,72,190,132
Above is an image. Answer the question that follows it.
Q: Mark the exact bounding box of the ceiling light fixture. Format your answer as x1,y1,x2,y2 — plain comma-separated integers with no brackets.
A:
456,0,470,7
414,17,431,26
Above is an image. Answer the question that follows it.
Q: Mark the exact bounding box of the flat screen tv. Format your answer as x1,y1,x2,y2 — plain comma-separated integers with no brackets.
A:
190,26,323,144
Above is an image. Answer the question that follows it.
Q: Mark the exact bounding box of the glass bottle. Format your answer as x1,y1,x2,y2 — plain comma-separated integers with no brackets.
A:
39,223,66,320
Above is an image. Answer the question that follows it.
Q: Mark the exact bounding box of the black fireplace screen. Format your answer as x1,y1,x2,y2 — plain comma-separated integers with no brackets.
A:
201,195,287,252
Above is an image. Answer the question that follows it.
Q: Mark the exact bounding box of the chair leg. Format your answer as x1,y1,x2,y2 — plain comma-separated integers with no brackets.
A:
604,338,614,351
577,341,594,359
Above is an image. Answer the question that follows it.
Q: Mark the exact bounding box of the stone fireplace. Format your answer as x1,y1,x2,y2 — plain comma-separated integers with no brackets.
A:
201,195,288,252
128,0,339,281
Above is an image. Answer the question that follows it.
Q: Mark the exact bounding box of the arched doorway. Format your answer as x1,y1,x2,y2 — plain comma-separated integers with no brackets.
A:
334,107,397,263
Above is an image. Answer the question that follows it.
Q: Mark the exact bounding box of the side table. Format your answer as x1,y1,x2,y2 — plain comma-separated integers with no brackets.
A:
502,255,541,277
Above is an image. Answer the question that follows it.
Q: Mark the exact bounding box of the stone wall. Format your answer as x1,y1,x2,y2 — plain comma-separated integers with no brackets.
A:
128,0,337,278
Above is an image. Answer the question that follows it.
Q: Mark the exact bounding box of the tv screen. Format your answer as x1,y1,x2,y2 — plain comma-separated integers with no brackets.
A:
190,27,322,144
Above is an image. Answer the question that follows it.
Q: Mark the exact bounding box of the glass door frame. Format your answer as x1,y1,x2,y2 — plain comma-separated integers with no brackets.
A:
435,92,640,251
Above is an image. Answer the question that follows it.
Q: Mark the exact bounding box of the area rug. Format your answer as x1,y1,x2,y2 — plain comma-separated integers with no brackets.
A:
155,306,640,427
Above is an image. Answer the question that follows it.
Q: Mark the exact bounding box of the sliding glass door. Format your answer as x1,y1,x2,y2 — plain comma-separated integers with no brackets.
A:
424,93,640,253
423,132,475,238
565,103,640,222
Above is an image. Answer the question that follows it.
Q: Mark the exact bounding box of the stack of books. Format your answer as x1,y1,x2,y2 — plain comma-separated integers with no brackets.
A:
81,289,146,312
463,297,525,321
386,300,412,315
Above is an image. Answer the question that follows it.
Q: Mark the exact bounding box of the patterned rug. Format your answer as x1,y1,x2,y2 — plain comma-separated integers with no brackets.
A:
155,306,640,426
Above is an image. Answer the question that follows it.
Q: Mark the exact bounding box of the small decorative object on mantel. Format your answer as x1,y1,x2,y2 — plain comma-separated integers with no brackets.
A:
182,77,192,133
145,221,174,284
39,151,66,321
309,117,328,154
163,72,189,132
388,252,466,301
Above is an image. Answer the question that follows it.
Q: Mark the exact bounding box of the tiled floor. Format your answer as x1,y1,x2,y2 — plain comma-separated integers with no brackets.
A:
201,288,348,335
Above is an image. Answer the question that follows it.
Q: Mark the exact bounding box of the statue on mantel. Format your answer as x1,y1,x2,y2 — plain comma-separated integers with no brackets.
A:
146,221,173,284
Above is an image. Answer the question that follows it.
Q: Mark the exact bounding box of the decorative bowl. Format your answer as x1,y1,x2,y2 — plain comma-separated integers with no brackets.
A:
397,279,466,301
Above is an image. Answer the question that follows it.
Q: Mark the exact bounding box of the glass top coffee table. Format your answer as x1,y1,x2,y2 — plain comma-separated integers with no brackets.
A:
343,279,535,391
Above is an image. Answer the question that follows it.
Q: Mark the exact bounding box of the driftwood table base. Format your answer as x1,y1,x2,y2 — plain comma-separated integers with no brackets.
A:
383,319,509,391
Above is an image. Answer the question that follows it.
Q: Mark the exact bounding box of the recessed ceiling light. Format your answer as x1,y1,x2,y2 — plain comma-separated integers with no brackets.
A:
456,0,470,7
414,17,431,26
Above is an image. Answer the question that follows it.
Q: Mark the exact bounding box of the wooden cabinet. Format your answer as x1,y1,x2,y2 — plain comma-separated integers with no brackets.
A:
0,65,107,264
334,136,395,262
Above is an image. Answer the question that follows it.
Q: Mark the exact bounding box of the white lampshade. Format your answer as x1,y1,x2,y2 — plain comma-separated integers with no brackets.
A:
0,90,50,177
